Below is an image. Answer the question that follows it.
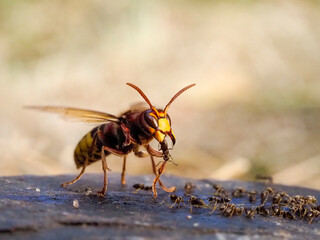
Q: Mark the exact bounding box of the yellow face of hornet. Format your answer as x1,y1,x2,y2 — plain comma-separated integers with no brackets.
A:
144,109,176,145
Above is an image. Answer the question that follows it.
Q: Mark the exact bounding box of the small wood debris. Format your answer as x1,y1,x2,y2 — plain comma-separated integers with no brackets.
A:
73,199,79,209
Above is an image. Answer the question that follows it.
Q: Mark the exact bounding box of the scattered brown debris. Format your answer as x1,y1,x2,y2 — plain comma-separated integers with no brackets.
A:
161,183,320,224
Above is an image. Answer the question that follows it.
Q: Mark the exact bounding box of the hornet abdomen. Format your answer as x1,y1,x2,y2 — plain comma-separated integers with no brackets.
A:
74,126,104,168
74,122,134,168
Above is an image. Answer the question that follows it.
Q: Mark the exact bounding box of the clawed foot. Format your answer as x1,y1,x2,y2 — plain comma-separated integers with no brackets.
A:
153,190,158,198
97,191,106,197
61,182,70,189
164,186,176,193
153,186,176,198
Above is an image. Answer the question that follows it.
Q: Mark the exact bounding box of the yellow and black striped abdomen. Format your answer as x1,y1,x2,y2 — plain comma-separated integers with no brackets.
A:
74,126,102,169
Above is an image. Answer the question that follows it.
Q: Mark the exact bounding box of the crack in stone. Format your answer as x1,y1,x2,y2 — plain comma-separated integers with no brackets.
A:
0,226,38,233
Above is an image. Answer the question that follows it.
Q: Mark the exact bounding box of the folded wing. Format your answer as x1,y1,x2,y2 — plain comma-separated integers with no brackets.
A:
24,106,119,123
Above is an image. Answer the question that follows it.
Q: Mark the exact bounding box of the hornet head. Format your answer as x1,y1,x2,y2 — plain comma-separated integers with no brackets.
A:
127,83,195,147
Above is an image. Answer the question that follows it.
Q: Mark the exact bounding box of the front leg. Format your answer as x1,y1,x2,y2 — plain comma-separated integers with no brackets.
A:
145,144,176,196
152,160,168,198
150,155,176,193
133,144,149,158
146,144,163,157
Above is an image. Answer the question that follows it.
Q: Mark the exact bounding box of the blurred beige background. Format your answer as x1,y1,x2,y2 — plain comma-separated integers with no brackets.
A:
1,1,320,189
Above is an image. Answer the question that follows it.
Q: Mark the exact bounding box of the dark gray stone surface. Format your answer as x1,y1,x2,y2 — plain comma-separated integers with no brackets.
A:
0,173,319,240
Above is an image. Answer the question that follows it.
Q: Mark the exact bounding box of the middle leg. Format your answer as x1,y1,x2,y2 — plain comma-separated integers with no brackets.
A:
97,147,111,196
121,156,127,185
101,144,128,187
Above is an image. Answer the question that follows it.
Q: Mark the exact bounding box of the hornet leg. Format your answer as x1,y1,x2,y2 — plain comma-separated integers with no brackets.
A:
97,147,110,196
61,157,88,188
62,134,97,188
134,145,175,192
146,144,163,157
152,160,168,198
150,155,176,193
146,144,176,195
99,131,127,186
121,156,127,185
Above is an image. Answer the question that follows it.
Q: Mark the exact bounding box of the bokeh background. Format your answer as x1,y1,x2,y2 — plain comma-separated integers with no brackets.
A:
1,0,320,189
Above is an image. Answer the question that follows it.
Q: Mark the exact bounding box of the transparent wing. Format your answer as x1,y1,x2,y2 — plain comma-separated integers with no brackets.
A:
24,106,120,123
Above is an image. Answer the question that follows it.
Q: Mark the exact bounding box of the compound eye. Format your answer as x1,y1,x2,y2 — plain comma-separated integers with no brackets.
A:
145,114,158,129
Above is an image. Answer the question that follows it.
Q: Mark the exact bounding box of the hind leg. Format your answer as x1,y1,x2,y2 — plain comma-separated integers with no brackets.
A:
62,157,89,188
62,134,97,188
